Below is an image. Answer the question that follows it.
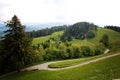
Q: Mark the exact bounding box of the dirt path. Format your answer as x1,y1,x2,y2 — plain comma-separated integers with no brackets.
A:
104,49,110,54
22,53,120,71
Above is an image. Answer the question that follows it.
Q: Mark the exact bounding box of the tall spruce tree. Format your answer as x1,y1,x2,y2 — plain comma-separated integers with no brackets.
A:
0,15,36,73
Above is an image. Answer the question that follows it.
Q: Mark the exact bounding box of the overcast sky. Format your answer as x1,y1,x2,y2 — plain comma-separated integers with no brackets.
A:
0,0,120,26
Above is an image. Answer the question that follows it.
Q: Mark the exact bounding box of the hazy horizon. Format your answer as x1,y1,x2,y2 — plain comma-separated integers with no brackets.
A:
0,0,120,26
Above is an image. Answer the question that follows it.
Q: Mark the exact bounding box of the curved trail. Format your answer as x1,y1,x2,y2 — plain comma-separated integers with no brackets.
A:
22,53,120,71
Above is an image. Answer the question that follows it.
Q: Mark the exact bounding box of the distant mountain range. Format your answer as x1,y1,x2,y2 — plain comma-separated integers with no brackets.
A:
0,22,70,38
25,22,70,31
0,22,70,31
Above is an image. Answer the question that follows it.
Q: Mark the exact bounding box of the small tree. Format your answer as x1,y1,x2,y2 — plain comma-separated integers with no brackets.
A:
81,46,91,56
1,15,36,73
100,34,109,47
87,30,96,39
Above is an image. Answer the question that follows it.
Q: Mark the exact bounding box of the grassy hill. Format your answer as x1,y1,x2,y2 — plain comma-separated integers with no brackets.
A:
0,27,120,80
33,31,64,45
33,28,120,52
89,28,120,52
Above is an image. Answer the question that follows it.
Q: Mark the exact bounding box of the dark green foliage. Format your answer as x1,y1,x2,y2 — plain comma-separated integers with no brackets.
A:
60,34,72,42
43,48,68,60
64,42,72,47
0,15,37,74
86,30,96,38
41,43,104,61
66,47,74,58
28,25,67,38
60,22,98,42
104,25,120,32
94,44,105,55
73,47,82,58
80,46,103,56
81,46,91,56
100,34,109,47
41,40,50,49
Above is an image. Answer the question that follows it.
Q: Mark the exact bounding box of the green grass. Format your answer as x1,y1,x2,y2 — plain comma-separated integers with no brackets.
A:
70,28,120,47
48,55,101,68
89,28,120,44
48,50,119,68
48,56,96,68
32,31,63,45
46,28,120,69
14,27,120,80
1,55,120,80
69,28,120,51
69,40,95,47
33,28,120,51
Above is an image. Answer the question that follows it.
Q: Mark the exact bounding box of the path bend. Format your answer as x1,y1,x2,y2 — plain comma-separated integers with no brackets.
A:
22,53,120,71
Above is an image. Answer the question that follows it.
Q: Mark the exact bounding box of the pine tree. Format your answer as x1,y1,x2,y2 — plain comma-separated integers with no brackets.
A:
1,15,36,73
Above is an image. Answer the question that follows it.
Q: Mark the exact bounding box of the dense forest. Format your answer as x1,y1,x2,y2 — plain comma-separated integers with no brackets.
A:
60,22,98,42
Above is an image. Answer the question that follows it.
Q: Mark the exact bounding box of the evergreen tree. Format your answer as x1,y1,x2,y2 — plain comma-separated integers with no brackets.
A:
0,15,36,73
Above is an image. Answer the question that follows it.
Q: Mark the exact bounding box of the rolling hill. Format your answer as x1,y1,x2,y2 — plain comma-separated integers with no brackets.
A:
33,27,120,52
0,23,120,80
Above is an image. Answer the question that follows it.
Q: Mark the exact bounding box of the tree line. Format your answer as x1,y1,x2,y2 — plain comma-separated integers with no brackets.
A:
33,40,105,61
28,22,99,41
104,25,120,32
28,25,67,38
60,22,98,42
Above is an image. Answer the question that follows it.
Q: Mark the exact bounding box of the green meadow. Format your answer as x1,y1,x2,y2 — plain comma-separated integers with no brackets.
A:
33,28,120,51
1,27,120,80
0,55,120,80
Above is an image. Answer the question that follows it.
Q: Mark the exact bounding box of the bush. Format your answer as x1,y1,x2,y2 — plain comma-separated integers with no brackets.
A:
100,34,109,47
80,46,96,56
56,50,68,59
81,46,91,56
87,30,96,39
73,47,82,58
94,44,105,55
66,47,74,58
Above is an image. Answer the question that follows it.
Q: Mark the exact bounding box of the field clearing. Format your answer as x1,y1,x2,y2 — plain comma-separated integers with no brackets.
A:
89,28,120,44
32,31,63,45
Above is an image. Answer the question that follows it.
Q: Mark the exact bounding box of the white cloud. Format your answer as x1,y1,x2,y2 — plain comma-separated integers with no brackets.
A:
0,0,120,26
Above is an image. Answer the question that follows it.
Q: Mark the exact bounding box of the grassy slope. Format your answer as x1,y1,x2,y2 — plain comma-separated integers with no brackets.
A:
32,28,120,68
68,28,120,54
48,52,112,68
33,28,120,51
69,28,120,49
32,31,64,45
89,28,120,51
1,55,120,80
0,28,120,80
89,28,120,43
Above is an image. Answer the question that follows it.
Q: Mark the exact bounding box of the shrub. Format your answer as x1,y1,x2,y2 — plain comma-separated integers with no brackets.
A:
100,34,109,47
73,47,82,58
87,30,96,39
94,44,105,55
81,46,91,56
